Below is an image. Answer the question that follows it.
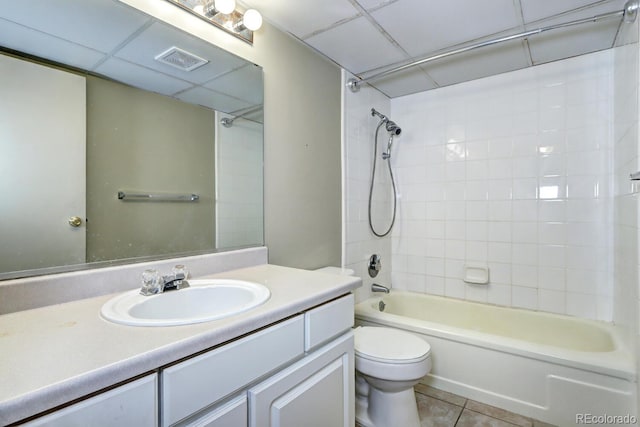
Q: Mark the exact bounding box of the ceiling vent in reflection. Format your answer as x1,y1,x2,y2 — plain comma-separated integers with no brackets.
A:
154,47,208,71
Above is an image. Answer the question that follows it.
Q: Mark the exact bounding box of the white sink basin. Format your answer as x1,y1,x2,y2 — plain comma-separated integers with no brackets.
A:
101,279,271,326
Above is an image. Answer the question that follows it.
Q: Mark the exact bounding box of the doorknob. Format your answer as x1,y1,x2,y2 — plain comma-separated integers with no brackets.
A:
68,216,83,227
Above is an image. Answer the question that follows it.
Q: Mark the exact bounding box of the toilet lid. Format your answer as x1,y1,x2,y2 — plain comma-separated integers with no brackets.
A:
354,326,431,364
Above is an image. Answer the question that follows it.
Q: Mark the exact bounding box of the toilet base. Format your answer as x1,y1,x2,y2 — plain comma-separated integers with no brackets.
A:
355,382,420,427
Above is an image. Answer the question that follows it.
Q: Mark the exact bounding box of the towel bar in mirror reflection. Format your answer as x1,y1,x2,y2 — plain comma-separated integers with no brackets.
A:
117,192,200,202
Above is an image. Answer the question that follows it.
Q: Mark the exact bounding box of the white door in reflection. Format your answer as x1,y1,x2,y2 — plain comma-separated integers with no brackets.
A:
0,54,86,273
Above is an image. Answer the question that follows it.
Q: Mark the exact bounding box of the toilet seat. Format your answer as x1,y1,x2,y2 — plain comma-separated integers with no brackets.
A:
355,326,431,364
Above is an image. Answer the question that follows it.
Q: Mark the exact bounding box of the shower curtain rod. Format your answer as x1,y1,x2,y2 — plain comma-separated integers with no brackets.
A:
220,104,263,127
347,0,639,93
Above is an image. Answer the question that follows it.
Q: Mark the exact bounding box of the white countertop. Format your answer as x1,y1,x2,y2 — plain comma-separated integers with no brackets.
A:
0,264,361,425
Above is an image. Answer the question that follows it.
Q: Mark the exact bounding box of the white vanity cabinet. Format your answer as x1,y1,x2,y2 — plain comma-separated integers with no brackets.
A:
167,294,355,427
18,294,355,427
23,374,158,427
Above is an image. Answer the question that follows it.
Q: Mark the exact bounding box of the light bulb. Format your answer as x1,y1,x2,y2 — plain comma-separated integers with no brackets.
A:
214,0,236,14
242,9,262,31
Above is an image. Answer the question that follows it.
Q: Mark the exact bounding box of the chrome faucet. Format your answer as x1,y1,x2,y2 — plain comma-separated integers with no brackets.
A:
371,283,390,294
161,272,190,292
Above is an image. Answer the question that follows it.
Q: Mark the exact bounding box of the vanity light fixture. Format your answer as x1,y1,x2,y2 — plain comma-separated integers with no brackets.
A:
166,0,263,44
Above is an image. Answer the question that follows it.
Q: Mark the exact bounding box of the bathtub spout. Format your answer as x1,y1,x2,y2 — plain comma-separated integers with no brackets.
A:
371,283,390,293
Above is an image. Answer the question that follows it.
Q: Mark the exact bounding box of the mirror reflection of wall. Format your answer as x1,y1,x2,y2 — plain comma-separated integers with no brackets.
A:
0,50,264,279
86,75,216,263
215,110,264,248
0,0,265,280
0,53,87,274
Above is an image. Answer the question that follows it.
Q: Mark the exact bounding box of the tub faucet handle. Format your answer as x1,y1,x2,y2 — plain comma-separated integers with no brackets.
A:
368,254,381,278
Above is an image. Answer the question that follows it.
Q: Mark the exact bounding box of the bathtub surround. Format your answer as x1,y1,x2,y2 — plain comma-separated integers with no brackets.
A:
344,48,633,322
612,9,640,415
391,50,615,321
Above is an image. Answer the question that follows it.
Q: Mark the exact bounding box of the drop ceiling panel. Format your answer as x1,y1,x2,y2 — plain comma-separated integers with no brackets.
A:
366,66,438,98
250,0,630,97
114,22,248,84
241,0,359,38
528,19,620,65
521,0,626,23
426,39,531,88
305,16,407,74
204,64,264,105
357,0,397,11
0,18,105,70
0,0,150,53
94,57,194,97
176,86,253,113
525,1,628,29
371,0,522,57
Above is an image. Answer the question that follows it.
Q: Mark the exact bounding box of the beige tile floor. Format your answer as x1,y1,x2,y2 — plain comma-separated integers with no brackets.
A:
414,383,557,427
357,383,557,427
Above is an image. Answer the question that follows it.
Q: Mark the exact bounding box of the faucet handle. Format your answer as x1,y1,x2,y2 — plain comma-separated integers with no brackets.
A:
368,254,381,278
172,264,188,280
140,269,162,295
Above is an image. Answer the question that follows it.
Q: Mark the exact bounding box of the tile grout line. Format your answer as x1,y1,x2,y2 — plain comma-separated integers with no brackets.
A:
414,386,547,426
454,396,469,426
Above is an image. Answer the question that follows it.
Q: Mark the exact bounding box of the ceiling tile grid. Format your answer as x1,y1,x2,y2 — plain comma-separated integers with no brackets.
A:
241,0,632,97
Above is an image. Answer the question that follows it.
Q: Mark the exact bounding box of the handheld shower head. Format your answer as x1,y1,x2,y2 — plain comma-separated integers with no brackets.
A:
386,121,401,136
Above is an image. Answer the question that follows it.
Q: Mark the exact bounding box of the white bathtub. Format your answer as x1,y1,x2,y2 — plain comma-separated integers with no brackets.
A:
355,291,637,426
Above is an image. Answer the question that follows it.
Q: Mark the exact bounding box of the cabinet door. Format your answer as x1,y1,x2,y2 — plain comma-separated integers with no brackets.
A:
24,374,157,427
249,332,354,427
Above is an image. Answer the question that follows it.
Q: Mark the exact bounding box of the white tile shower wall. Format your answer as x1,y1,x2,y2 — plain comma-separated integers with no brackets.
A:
343,71,392,303
612,21,639,354
390,51,615,321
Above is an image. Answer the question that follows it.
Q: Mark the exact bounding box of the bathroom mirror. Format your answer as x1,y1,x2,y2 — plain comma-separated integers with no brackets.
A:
0,0,264,279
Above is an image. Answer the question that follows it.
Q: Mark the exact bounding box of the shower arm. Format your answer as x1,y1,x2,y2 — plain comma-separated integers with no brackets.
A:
371,108,388,122
347,0,638,92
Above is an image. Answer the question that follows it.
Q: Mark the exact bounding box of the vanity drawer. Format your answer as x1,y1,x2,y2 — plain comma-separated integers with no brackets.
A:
162,315,304,426
304,294,354,351
24,374,157,427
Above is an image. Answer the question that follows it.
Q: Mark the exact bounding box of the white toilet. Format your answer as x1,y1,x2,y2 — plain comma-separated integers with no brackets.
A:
312,267,432,426
354,326,432,427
